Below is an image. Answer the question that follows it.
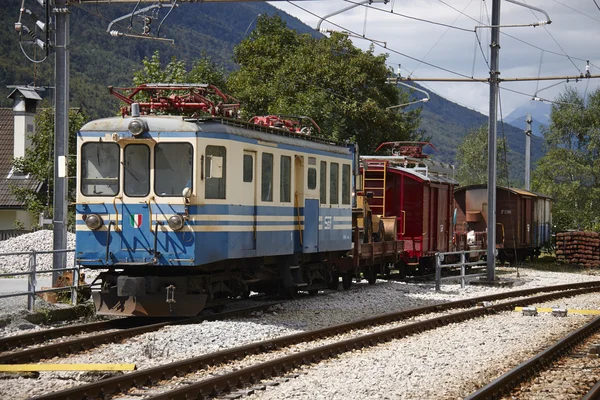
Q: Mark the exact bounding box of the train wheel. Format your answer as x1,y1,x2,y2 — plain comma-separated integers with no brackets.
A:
342,272,353,290
397,261,407,279
308,289,319,296
327,276,340,290
366,268,377,285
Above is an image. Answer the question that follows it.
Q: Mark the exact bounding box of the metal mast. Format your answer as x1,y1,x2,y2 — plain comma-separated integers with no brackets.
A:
525,113,532,190
52,0,69,284
486,0,501,281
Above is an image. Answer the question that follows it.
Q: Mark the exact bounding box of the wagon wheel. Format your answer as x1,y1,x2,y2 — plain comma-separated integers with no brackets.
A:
342,272,353,290
366,267,377,285
327,274,340,290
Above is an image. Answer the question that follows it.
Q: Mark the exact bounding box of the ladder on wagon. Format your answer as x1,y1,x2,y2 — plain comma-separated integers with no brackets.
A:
362,161,388,217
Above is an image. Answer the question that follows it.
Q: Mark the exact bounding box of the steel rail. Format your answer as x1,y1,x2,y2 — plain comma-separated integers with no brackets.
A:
0,302,280,364
0,317,167,352
466,316,600,400
32,282,600,400
582,379,600,400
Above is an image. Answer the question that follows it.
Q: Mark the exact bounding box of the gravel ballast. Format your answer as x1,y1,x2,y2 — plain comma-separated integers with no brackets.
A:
0,267,599,399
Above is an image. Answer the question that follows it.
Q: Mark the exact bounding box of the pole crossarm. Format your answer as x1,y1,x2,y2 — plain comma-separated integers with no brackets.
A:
396,74,600,83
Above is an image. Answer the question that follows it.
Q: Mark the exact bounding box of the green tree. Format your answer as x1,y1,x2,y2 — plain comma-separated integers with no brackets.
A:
227,15,421,153
11,108,87,228
532,87,600,232
456,125,509,186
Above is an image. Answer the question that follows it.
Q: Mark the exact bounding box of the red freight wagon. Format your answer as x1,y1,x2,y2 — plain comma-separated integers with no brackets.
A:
360,142,458,275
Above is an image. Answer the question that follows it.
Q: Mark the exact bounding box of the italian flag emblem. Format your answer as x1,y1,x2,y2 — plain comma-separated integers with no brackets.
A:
130,214,143,228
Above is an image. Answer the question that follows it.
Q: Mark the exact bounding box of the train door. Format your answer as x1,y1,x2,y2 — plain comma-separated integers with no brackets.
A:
297,156,318,252
430,186,439,253
120,143,152,260
242,151,257,251
524,197,532,246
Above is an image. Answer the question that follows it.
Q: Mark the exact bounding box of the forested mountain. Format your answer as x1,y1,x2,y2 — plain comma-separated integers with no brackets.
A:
0,1,544,183
0,0,315,118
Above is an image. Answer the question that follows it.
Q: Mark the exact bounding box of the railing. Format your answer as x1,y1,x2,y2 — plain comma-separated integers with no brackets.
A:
0,249,81,311
435,249,487,291
0,229,31,241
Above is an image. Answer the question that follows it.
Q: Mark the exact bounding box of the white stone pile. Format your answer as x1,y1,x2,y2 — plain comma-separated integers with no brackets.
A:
0,230,76,276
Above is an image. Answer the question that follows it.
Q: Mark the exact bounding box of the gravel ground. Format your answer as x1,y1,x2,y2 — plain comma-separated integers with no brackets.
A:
0,267,599,399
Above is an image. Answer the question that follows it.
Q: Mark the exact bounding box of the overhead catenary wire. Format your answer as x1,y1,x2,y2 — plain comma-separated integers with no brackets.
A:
287,1,475,79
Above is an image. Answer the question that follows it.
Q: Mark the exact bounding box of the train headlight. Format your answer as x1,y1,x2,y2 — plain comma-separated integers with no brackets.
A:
85,214,103,230
168,214,185,231
128,118,147,136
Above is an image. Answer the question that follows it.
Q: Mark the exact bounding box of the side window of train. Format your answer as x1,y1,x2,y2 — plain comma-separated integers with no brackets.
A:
330,162,339,205
243,154,253,183
205,145,226,199
319,161,327,204
342,164,351,205
261,153,273,202
124,144,150,197
280,155,291,203
81,142,120,196
156,143,193,197
307,157,317,191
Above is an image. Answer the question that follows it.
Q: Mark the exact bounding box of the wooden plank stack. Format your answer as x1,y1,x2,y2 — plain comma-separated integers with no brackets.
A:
555,231,600,268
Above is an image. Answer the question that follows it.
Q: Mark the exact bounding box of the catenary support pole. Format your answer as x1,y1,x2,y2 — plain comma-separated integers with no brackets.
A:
525,113,532,191
52,0,69,285
486,0,501,281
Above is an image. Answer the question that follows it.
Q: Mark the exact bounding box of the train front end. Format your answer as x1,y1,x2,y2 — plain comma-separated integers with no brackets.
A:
76,113,205,316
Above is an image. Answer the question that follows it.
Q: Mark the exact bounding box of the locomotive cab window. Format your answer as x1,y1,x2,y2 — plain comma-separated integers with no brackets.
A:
307,156,317,191
262,153,273,202
155,143,193,197
342,164,351,205
330,162,339,205
81,142,120,196
205,145,226,199
124,144,150,197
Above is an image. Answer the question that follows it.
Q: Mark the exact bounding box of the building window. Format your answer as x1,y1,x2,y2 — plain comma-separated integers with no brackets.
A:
330,162,339,205
280,155,291,202
124,144,150,197
261,153,273,202
81,142,120,196
320,161,327,204
205,145,226,199
342,164,351,205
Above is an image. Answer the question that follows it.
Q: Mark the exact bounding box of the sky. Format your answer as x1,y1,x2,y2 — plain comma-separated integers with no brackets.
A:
269,0,600,118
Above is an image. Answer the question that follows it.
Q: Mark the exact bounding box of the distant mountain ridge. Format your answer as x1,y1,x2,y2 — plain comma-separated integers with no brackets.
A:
504,100,551,137
0,1,545,185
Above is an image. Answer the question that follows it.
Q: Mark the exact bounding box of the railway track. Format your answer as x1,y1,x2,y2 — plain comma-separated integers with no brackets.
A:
466,315,600,399
0,302,281,365
30,281,600,400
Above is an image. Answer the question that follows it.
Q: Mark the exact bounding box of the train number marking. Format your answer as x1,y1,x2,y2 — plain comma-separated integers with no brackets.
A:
324,216,332,230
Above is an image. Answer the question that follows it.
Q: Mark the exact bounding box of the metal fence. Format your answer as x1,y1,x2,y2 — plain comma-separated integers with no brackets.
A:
0,229,31,241
0,249,80,311
435,249,487,291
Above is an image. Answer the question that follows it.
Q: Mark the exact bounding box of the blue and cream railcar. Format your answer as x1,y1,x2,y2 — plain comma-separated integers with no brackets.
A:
76,112,356,316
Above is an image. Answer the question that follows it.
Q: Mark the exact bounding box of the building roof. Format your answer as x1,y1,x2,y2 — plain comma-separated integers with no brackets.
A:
7,87,43,101
0,108,41,208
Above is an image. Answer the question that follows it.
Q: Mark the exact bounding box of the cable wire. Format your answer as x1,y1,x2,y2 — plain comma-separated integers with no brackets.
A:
343,0,475,33
287,1,476,80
